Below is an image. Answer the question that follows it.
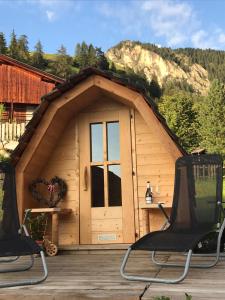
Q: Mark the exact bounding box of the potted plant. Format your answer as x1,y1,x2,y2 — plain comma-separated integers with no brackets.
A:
25,212,48,245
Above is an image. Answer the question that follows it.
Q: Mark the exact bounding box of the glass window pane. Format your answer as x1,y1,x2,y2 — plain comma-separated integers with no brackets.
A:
107,122,120,161
91,166,104,207
108,165,122,206
90,123,103,162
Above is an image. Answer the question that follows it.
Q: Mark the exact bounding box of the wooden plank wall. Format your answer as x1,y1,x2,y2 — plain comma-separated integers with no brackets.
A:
40,118,79,246
134,111,175,236
36,98,177,246
0,63,55,104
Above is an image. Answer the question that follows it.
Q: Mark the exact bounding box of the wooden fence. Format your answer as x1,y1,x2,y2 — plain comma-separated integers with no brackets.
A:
0,121,27,142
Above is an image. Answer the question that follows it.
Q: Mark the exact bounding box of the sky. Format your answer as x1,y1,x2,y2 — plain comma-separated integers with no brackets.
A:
1,0,225,55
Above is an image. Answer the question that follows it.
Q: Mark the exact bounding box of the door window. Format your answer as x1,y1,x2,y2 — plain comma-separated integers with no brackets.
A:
90,121,122,207
107,122,120,161
90,123,103,162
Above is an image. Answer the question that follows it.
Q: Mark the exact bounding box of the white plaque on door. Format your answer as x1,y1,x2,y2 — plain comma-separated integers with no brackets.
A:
98,234,117,241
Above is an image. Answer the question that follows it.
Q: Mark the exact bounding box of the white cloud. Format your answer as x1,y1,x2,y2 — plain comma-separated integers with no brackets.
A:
191,28,225,49
141,0,197,46
142,0,192,19
191,30,209,48
46,10,55,22
98,0,225,49
98,1,145,36
218,33,225,44
25,0,80,22
98,0,197,46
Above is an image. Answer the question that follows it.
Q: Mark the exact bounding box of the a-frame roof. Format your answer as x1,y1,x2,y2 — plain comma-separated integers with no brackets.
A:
11,67,186,164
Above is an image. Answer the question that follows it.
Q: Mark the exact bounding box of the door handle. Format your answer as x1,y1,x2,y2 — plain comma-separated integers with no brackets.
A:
83,166,88,191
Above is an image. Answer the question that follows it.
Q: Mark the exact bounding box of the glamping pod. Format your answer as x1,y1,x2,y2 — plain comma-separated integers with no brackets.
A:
12,68,186,249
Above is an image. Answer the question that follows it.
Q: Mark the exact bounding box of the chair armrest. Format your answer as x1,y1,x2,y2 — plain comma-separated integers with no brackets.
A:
23,209,32,224
158,203,170,222
18,209,32,237
21,224,30,237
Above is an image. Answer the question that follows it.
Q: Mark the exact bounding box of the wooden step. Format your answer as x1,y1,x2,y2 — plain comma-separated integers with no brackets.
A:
58,243,130,255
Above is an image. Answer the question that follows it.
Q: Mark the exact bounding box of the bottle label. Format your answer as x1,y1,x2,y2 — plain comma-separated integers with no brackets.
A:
146,196,152,204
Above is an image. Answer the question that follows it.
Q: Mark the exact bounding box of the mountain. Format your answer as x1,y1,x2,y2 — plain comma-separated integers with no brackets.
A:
106,41,210,95
3,30,224,95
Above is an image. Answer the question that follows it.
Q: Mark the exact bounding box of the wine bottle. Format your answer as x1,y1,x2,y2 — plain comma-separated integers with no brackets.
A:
145,181,153,204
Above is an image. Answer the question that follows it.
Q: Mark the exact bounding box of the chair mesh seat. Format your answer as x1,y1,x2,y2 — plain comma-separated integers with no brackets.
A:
0,161,48,288
132,154,223,253
0,162,42,258
131,230,211,252
0,235,42,257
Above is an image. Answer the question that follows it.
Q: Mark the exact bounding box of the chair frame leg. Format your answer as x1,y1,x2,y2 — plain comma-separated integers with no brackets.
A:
0,256,19,263
152,220,225,269
0,251,48,288
0,255,34,273
120,247,193,284
152,249,220,269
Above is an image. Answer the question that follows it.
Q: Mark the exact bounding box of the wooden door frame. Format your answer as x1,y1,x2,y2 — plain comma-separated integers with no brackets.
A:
78,108,135,244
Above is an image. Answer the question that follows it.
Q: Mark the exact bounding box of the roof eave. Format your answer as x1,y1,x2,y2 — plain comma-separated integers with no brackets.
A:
0,54,65,84
11,68,187,164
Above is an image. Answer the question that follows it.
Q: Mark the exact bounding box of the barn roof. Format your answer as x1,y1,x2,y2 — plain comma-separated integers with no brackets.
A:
0,54,64,84
11,67,187,164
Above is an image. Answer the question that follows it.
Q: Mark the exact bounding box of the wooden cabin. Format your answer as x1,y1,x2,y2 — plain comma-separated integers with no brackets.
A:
0,54,64,122
11,68,186,249
0,55,63,150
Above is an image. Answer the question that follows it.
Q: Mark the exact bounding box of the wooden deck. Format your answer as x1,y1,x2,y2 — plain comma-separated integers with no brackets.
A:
0,252,225,300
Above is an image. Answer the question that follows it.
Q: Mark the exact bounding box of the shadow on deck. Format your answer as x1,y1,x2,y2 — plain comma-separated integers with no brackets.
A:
0,252,225,300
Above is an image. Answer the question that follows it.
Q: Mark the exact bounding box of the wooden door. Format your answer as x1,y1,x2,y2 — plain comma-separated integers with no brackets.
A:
79,108,135,244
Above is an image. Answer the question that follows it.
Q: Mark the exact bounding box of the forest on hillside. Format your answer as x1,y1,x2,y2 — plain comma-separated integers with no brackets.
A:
0,30,109,78
116,41,225,83
0,31,224,157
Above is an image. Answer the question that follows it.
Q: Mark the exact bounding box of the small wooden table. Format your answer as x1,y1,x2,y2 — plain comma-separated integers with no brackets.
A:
28,208,72,245
140,203,171,234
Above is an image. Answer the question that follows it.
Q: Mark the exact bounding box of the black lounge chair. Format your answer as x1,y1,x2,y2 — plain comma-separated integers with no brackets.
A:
121,154,224,284
0,161,48,288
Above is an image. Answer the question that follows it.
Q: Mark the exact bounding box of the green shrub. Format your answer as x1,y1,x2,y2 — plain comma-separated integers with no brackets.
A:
153,294,192,300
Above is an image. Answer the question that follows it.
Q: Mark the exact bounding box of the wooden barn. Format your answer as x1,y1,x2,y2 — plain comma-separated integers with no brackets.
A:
11,68,186,250
0,54,63,123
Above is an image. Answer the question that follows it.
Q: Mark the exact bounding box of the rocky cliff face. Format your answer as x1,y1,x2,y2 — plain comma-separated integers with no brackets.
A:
106,41,210,94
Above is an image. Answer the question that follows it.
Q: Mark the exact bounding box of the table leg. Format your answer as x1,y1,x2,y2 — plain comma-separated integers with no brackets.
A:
51,212,59,245
142,209,150,235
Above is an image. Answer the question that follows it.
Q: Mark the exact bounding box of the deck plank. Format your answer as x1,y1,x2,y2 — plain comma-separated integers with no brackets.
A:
0,253,225,299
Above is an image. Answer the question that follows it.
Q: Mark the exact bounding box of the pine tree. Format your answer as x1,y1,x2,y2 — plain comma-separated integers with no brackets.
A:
110,62,117,73
158,92,199,152
198,80,225,157
0,32,7,54
17,34,30,62
52,45,73,78
95,47,109,70
31,40,46,69
76,41,89,69
87,44,96,66
74,42,109,70
8,30,19,59
74,43,81,67
149,75,162,100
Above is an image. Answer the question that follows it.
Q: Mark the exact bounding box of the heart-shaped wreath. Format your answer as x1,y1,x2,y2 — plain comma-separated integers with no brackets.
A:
29,176,68,208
